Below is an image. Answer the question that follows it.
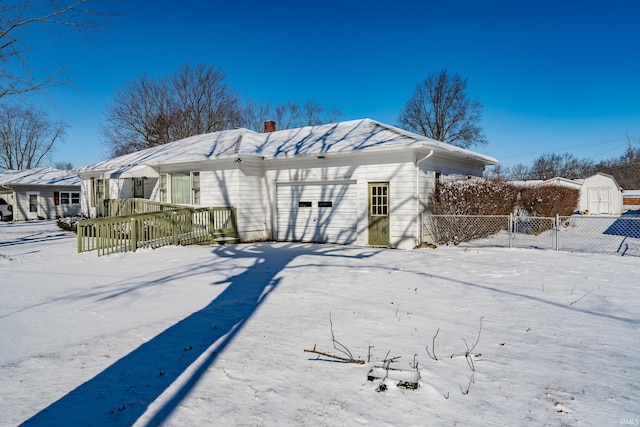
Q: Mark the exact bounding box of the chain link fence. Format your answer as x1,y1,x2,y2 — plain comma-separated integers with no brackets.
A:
421,213,640,257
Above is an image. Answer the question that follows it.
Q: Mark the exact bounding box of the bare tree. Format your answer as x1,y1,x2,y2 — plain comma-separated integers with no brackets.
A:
239,100,342,132
484,164,509,180
273,102,301,130
398,69,486,148
238,99,273,132
529,153,593,180
509,163,532,180
0,104,68,170
530,153,563,180
590,138,640,189
0,0,111,98
101,63,242,156
53,160,74,170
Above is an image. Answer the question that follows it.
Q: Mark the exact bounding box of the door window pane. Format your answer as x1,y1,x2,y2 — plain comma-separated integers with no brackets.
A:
370,184,389,216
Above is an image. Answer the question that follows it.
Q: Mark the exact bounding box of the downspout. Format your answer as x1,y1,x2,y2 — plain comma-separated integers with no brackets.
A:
416,150,434,247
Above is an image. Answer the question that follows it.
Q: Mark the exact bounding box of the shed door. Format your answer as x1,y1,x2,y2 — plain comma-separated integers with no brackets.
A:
276,182,357,244
588,188,610,214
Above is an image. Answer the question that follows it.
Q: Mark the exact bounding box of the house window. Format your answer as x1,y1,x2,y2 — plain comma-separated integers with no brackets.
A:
71,193,80,204
60,192,70,205
159,174,167,202
298,201,312,207
28,194,38,213
191,172,200,205
171,173,191,204
54,192,60,205
435,171,442,184
95,179,104,203
318,201,333,208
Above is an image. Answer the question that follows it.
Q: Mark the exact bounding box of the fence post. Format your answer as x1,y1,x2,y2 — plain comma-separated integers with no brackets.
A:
172,211,178,246
131,218,137,253
554,214,560,251
420,211,424,246
508,213,513,249
77,224,83,253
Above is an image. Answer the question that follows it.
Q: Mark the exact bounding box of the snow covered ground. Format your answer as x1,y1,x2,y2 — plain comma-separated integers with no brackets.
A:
1,220,639,426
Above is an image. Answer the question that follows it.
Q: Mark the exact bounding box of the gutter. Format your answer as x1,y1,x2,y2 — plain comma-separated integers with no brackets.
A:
416,150,434,247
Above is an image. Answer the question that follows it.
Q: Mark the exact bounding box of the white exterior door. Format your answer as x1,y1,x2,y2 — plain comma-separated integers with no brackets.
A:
276,181,358,244
26,191,40,219
588,188,610,214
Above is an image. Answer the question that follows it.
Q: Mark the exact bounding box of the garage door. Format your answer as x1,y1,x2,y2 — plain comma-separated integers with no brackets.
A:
276,181,358,244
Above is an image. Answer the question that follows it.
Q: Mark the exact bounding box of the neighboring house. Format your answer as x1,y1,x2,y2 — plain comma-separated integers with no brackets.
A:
512,172,624,215
511,177,583,189
0,168,82,221
623,190,640,211
75,118,498,249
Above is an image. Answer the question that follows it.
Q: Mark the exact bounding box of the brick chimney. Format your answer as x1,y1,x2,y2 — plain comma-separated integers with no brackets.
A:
264,120,276,133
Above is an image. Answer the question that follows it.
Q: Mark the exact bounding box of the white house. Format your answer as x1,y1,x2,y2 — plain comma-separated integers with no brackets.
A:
0,168,82,221
75,118,498,249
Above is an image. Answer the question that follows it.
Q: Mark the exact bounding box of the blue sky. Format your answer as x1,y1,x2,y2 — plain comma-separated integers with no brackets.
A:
19,0,640,170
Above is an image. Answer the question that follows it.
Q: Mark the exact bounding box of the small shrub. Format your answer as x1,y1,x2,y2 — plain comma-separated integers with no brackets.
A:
430,178,519,216
429,178,519,244
519,185,580,217
428,179,580,243
56,214,88,233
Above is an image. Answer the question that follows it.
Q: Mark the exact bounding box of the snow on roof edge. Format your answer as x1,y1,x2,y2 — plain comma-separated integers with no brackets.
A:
76,119,499,172
0,167,81,186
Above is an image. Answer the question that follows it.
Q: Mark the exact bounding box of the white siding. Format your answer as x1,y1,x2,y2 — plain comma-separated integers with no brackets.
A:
195,161,268,242
265,151,420,249
237,161,268,241
276,181,358,244
9,185,81,221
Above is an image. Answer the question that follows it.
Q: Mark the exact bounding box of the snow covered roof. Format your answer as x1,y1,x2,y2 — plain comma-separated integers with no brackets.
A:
75,118,498,173
510,177,582,188
0,168,80,186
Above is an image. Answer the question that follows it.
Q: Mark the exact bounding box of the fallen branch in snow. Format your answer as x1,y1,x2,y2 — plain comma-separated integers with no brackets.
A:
381,349,401,367
304,313,366,365
304,344,365,364
570,289,594,306
465,317,483,356
426,328,440,361
329,312,356,361
460,373,475,395
450,317,484,359
446,317,483,377
464,317,483,373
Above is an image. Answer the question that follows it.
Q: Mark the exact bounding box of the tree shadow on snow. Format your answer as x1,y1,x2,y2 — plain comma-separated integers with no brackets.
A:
603,213,640,239
602,213,640,256
21,243,373,426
